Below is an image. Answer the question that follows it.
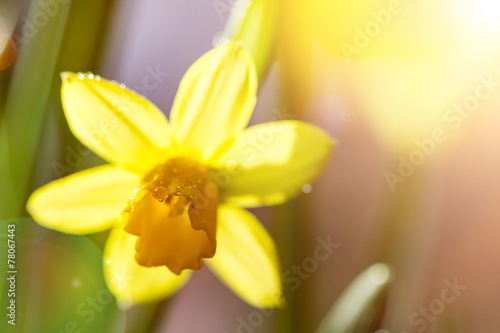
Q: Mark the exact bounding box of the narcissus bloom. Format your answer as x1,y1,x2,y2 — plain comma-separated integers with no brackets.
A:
27,42,334,308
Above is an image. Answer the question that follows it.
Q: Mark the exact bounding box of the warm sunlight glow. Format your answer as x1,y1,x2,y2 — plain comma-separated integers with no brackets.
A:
467,0,500,31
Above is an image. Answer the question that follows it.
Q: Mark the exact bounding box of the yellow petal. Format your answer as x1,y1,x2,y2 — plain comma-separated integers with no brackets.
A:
215,120,335,207
206,205,283,308
104,225,190,308
27,165,139,234
61,72,171,173
169,42,257,160
218,0,278,80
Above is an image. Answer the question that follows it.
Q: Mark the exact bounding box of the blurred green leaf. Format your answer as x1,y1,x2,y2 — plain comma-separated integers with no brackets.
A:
0,0,72,220
218,0,278,81
0,0,114,220
315,263,394,333
0,218,124,333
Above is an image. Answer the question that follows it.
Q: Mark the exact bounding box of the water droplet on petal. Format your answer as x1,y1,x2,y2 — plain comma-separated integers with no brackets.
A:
154,187,168,202
95,75,101,81
120,83,126,89
302,184,312,194
87,73,94,79
78,73,85,80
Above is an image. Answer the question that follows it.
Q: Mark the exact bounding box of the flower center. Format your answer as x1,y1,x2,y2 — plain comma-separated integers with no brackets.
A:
122,157,218,275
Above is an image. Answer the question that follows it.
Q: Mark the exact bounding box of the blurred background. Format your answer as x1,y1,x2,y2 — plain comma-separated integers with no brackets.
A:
1,0,500,332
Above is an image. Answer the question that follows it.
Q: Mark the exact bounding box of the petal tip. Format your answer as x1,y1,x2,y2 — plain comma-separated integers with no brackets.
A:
219,40,257,75
60,71,75,82
221,40,243,50
25,188,43,220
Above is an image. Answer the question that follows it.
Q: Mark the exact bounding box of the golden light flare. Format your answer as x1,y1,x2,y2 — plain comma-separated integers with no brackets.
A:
280,0,500,153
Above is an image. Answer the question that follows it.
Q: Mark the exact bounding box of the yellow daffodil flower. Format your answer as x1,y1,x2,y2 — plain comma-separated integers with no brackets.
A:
27,42,335,308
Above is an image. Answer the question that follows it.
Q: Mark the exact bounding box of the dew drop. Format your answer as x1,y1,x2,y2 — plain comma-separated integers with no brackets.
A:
120,83,126,89
71,278,82,288
95,75,101,81
78,73,85,80
87,73,94,79
302,184,312,194
154,186,168,202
